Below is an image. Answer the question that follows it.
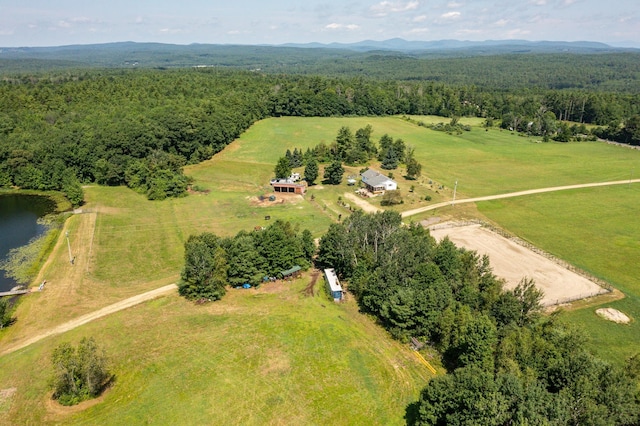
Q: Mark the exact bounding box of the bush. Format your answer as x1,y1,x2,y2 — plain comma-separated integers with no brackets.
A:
0,298,13,329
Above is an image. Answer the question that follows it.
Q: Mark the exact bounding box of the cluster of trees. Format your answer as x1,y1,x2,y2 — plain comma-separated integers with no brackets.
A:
316,211,640,425
593,115,640,146
274,125,422,187
178,220,315,301
50,337,111,406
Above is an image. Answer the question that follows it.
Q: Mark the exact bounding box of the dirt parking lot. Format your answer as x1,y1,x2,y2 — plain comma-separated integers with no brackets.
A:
429,224,607,306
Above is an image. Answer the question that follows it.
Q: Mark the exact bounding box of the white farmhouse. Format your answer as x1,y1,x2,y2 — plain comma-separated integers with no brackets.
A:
360,169,397,193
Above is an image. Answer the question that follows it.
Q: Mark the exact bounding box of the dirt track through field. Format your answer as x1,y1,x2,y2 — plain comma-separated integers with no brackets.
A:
402,179,640,217
1,284,176,357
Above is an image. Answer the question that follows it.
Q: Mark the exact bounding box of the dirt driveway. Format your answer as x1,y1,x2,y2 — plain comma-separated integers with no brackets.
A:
343,192,381,214
1,284,177,356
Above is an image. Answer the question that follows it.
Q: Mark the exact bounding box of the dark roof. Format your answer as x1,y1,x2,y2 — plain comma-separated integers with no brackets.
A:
361,169,395,187
280,265,302,276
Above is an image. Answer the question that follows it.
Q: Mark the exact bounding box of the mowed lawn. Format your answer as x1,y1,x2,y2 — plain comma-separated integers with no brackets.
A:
478,184,640,364
0,279,433,425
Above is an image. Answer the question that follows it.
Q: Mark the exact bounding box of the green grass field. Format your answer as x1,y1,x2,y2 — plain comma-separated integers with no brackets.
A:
1,115,639,423
477,184,640,364
0,280,433,425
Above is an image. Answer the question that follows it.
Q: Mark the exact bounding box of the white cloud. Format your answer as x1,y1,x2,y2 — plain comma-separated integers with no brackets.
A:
408,27,429,34
370,1,419,17
440,11,461,20
413,15,427,22
57,20,71,28
324,23,360,30
494,19,508,27
159,28,183,34
447,2,463,7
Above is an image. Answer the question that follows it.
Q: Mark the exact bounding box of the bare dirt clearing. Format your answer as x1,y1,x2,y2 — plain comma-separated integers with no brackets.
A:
596,308,631,324
429,223,607,306
343,192,381,214
248,193,303,207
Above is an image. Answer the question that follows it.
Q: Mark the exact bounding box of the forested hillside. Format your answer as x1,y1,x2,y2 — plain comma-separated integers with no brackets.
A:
2,43,638,92
1,62,639,203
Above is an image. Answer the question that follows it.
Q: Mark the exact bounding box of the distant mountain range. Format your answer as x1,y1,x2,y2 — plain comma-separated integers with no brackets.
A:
280,38,618,53
0,39,637,73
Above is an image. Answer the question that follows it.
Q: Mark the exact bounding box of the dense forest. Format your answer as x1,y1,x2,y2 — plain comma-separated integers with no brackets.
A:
315,211,640,425
1,64,639,203
2,42,638,92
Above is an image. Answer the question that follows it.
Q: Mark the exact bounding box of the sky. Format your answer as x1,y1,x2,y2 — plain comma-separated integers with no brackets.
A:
0,0,638,48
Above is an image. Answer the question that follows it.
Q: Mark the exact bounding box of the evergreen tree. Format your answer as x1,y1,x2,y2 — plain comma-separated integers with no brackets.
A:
381,147,399,170
304,158,319,185
335,126,355,160
405,148,422,179
323,160,344,185
292,148,304,167
274,156,292,179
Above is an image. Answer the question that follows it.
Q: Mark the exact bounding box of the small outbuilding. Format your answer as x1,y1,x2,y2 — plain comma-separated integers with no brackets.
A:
324,268,343,302
360,169,397,193
270,179,307,194
280,265,302,280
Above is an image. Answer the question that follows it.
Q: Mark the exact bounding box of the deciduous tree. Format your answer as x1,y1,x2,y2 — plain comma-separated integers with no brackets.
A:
50,337,110,406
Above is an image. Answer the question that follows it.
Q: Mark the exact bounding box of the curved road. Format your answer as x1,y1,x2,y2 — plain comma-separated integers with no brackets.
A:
402,179,640,218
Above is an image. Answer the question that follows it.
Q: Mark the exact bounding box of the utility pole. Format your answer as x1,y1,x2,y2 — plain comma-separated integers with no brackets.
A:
66,231,74,265
452,180,458,207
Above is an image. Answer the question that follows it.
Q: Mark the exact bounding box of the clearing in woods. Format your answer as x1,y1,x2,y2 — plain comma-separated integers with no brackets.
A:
429,223,608,306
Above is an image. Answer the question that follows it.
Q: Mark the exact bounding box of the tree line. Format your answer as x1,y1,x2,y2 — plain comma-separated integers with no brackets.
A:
178,220,314,301
1,69,638,206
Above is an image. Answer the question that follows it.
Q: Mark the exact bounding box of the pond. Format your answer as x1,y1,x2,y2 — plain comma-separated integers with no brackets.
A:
0,194,56,292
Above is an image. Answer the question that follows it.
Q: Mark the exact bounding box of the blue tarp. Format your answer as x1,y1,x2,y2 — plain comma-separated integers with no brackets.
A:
242,283,251,289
